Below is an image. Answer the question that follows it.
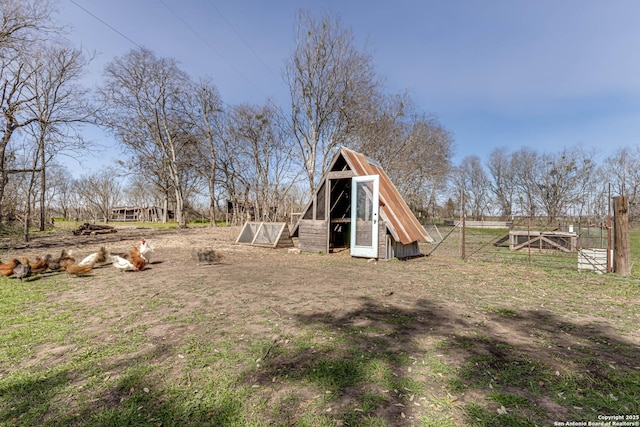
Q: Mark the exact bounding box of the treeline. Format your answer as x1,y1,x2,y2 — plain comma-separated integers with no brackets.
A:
0,1,634,241
449,145,639,223
1,2,453,236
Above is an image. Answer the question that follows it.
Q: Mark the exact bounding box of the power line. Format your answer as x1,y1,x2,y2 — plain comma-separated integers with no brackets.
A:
69,0,143,49
206,0,280,82
159,0,265,96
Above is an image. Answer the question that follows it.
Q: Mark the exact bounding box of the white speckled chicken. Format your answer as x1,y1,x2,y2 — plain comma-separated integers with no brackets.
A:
79,247,107,266
110,255,135,272
139,238,154,264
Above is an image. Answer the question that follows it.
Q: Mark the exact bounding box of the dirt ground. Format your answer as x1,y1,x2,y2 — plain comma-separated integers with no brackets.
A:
2,224,638,425
1,224,440,349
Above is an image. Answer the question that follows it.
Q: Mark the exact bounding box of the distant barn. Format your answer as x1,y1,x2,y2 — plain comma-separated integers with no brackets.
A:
111,206,173,222
291,147,433,260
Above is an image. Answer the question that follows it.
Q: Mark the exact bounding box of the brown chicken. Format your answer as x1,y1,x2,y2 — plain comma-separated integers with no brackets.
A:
47,249,73,271
0,259,20,276
14,257,32,281
128,245,147,271
58,250,76,270
46,250,64,271
29,255,51,275
64,261,94,277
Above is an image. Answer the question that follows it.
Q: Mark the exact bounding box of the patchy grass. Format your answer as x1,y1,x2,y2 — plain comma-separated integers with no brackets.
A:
50,218,219,230
0,227,638,426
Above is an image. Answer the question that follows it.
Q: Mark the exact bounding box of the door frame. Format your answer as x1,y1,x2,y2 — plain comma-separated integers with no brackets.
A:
350,175,380,258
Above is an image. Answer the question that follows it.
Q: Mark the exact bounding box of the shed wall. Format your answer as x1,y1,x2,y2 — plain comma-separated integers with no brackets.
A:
299,220,328,253
378,220,387,260
390,240,421,259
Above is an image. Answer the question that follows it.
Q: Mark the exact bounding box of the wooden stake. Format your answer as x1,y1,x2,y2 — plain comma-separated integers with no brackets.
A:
613,195,631,276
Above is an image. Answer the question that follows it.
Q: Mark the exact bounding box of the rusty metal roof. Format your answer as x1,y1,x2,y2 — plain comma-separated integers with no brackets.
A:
339,147,432,245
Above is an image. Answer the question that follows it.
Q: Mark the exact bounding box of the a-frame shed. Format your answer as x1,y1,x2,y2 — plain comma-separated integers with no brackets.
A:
291,147,433,259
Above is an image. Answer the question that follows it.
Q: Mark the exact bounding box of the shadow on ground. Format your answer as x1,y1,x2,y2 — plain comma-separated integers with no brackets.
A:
248,296,640,425
1,296,638,426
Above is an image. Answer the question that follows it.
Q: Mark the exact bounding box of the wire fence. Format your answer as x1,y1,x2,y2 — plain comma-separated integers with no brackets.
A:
422,217,612,271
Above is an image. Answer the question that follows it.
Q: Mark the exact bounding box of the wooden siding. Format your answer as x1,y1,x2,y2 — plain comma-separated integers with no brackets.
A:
290,147,431,258
378,220,387,260
276,226,294,248
299,220,328,253
111,206,170,222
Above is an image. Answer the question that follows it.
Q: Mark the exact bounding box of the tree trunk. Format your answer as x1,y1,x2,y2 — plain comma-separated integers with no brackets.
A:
208,171,216,226
163,194,169,223
613,195,631,276
0,134,10,225
39,147,46,231
174,185,186,227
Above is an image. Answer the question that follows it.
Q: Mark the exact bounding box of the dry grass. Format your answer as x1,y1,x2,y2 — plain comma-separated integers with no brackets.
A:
0,225,638,426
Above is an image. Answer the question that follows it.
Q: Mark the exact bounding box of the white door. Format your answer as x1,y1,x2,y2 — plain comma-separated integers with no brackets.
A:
350,175,380,258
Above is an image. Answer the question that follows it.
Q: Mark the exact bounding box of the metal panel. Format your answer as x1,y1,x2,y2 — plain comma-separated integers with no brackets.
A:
340,147,432,245
578,248,609,273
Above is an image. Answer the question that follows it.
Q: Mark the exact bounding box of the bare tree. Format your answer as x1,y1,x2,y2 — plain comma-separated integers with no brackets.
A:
188,77,224,225
0,0,54,51
535,147,596,222
227,103,298,222
285,10,381,195
75,168,122,222
101,48,195,227
603,146,640,220
121,174,164,208
451,155,491,220
511,147,540,217
0,60,39,223
355,93,453,215
487,147,516,218
46,163,74,220
1,0,90,235
26,44,94,231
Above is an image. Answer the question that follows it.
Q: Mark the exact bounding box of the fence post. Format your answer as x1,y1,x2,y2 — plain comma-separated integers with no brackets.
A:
607,215,613,273
613,195,631,276
460,192,466,261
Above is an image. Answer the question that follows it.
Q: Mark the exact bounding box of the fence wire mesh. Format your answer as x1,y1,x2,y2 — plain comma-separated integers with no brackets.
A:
422,218,611,271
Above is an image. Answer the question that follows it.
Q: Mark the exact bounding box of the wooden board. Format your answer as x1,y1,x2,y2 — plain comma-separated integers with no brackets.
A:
509,230,577,252
298,220,328,253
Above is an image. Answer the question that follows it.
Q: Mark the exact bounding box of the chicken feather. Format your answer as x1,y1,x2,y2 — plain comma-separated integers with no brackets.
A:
140,238,154,264
79,247,107,266
111,255,135,272
0,259,20,276
15,257,32,281
64,261,94,276
128,245,146,271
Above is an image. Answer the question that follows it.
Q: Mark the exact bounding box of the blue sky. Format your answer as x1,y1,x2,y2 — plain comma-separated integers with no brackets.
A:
55,0,640,176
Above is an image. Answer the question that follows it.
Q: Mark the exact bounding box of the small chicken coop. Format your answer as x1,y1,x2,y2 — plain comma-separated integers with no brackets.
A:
290,147,433,260
236,222,293,248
